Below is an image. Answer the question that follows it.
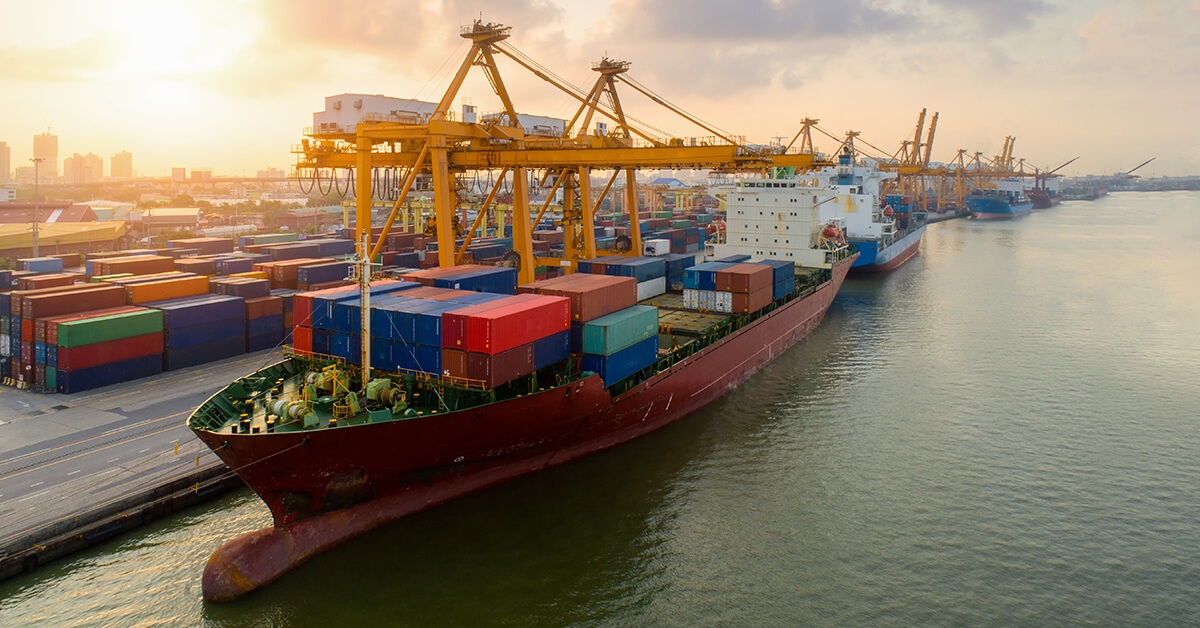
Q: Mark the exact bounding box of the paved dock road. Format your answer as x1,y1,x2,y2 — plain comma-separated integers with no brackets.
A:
0,349,283,555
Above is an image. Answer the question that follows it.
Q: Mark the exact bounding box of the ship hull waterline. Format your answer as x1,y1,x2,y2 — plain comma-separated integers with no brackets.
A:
849,224,925,273
194,256,854,602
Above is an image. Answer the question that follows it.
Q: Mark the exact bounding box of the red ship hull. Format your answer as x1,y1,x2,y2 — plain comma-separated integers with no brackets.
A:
195,256,854,601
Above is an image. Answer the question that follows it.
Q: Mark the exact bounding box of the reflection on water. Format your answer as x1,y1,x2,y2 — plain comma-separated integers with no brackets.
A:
3,192,1200,626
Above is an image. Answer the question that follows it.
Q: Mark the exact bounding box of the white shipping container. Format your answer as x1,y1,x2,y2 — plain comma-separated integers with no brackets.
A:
714,291,734,313
643,239,670,256
636,277,667,300
0,334,9,356
683,289,700,309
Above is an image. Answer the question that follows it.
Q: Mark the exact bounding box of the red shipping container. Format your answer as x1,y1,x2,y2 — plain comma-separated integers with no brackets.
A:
96,255,176,277
292,325,313,354
57,332,164,371
18,273,77,291
731,286,774,314
465,295,570,355
9,284,84,315
466,343,534,388
526,273,637,322
21,340,32,363
245,296,284,319
21,319,33,343
441,294,544,349
717,263,773,294
21,285,127,320
51,253,83,268
441,348,469,380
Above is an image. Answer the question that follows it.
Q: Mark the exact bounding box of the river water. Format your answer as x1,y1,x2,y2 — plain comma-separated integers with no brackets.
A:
2,191,1199,626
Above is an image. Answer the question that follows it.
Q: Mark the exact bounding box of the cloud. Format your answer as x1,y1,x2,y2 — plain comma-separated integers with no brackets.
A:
0,34,124,82
1076,0,1200,83
927,0,1052,35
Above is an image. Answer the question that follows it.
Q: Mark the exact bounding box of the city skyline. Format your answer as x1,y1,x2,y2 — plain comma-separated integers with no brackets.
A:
1,1,1197,178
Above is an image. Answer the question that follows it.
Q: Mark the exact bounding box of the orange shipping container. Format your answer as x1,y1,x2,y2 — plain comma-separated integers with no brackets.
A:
97,255,176,277
126,275,211,304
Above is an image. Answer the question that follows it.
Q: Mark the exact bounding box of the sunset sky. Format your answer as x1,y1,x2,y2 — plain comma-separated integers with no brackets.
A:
2,0,1197,178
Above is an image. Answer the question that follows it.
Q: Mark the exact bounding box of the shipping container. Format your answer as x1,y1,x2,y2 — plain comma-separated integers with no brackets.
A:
580,335,659,385
532,330,570,370
18,257,64,273
126,275,211,304
57,353,163,394
21,285,127,320
466,343,534,388
144,294,245,329
162,335,245,371
521,273,637,322
57,332,163,371
55,309,164,348
464,295,570,355
582,305,659,356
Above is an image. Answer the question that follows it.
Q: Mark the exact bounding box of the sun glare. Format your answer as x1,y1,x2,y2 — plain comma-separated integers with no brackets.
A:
106,0,255,79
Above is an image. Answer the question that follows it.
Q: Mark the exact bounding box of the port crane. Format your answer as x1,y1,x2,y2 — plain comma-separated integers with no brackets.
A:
295,20,779,287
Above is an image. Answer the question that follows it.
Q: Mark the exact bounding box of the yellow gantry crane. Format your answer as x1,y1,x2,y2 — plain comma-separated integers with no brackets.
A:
295,21,777,285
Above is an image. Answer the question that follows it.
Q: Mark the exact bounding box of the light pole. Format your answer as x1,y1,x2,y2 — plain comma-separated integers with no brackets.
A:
30,157,43,257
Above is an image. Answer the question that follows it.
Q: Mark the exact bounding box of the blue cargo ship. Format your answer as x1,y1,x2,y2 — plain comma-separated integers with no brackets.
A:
966,188,1034,220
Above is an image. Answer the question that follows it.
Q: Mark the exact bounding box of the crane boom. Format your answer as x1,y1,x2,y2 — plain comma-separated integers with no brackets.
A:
1124,157,1155,176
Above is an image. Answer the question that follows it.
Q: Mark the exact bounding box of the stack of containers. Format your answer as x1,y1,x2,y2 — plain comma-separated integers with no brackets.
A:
210,277,271,298
215,254,270,276
754,259,796,299
271,289,300,342
240,233,298,248
441,294,570,388
18,257,65,273
682,261,737,311
123,274,211,305
518,273,637,353
90,255,176,278
291,281,417,356
146,295,246,370
681,262,775,314
661,254,696,292
403,265,518,294
17,274,77,291
166,237,235,255
579,305,660,386
265,257,335,290
9,285,129,387
295,261,352,290
245,295,285,352
603,256,668,300
370,289,509,374
173,257,219,275
49,307,164,393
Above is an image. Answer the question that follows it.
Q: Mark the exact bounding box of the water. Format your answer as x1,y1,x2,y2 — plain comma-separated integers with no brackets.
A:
3,192,1199,626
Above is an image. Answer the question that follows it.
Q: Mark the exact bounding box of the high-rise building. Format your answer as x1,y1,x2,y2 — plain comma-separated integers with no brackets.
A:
111,150,133,179
33,132,58,180
0,141,10,182
63,152,103,183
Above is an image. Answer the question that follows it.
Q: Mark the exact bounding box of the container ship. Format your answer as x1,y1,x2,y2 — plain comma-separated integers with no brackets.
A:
965,187,1034,220
808,147,926,272
189,181,856,602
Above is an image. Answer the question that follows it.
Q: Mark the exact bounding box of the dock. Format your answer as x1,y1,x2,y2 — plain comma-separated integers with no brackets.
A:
0,348,284,581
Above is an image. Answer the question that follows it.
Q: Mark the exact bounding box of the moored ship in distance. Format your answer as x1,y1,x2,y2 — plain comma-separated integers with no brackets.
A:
1026,187,1061,209
965,186,1034,220
806,147,927,272
188,185,857,601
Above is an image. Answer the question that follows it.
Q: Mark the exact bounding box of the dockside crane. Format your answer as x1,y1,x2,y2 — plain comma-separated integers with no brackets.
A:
295,20,774,285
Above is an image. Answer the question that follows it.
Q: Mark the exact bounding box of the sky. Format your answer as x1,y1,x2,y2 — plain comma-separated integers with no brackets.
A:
2,0,1197,178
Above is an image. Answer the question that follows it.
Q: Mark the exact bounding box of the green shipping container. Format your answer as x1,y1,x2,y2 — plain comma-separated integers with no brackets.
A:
670,219,693,229
582,305,659,356
46,367,56,392
693,213,713,224
653,212,673,219
57,309,165,348
254,233,299,245
90,273,134,283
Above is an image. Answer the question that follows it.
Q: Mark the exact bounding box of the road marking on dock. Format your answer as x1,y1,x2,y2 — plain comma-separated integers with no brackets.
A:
19,490,50,502
138,448,149,454
106,458,120,464
67,470,81,476
0,448,51,465
29,482,43,488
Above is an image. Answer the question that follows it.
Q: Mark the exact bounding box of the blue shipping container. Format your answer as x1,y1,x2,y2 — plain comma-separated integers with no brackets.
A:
580,335,658,386
533,330,570,370
163,336,245,371
58,353,162,394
